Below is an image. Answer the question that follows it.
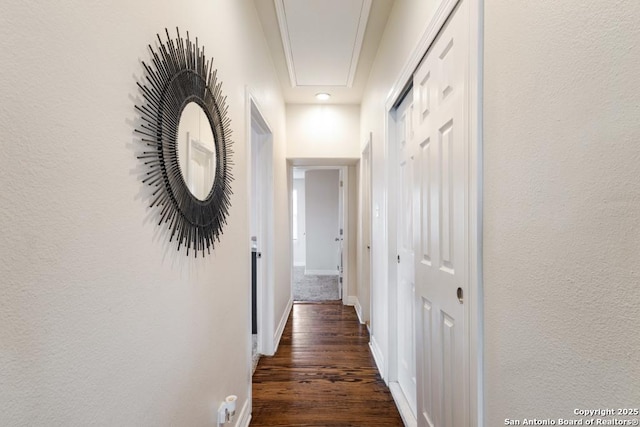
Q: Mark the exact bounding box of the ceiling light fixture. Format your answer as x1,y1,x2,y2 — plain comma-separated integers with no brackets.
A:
315,93,331,101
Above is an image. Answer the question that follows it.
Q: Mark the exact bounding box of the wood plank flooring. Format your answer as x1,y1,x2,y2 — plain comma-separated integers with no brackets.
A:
251,302,403,426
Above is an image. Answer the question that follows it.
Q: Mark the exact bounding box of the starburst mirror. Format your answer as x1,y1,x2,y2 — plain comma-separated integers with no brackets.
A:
135,28,233,257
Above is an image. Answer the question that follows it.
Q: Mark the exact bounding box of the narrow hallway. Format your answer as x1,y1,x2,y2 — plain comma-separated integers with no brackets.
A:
251,303,403,426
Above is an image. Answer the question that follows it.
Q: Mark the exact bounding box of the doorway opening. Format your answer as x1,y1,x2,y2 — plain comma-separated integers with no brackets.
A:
291,166,344,303
248,92,275,377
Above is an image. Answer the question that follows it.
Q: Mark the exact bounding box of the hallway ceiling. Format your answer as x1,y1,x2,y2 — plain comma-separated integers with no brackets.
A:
254,0,395,104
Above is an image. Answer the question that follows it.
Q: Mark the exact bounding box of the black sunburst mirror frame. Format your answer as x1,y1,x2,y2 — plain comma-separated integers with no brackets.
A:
135,28,233,257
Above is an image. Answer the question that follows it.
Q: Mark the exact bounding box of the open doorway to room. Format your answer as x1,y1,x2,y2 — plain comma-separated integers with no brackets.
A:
291,166,344,302
248,93,275,374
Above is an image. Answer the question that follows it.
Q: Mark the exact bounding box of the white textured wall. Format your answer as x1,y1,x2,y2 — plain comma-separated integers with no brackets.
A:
0,0,287,425
287,104,361,159
360,0,440,373
484,0,640,422
305,170,340,272
272,144,292,357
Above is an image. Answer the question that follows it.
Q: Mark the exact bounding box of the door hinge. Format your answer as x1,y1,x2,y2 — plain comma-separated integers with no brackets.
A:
340,180,343,187
397,254,400,263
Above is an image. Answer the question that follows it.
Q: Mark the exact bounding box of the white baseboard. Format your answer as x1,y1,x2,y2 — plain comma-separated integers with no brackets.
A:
353,298,365,324
234,398,251,427
304,269,338,276
369,335,386,382
345,296,357,306
273,297,293,354
389,382,417,427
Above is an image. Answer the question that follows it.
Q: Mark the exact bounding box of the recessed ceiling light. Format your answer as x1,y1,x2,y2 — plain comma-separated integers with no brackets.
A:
315,93,331,101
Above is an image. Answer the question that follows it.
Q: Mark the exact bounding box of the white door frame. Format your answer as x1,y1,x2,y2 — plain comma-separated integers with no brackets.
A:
246,89,275,361
381,0,483,425
288,162,355,305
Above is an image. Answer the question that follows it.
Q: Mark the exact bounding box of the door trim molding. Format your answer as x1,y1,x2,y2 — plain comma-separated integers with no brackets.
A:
468,1,484,424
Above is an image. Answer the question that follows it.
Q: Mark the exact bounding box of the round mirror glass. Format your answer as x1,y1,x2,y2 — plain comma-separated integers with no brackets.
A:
177,102,217,200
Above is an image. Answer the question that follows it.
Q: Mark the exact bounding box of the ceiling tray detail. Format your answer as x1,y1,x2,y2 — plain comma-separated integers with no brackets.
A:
275,0,372,88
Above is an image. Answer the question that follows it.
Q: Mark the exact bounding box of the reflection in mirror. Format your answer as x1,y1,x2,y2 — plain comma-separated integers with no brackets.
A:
177,102,217,200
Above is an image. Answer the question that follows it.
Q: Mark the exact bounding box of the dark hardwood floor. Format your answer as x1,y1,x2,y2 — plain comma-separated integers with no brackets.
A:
251,302,404,426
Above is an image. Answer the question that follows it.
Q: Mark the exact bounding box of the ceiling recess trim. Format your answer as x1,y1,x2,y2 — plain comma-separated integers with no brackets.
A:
274,0,297,88
274,0,372,89
346,0,371,88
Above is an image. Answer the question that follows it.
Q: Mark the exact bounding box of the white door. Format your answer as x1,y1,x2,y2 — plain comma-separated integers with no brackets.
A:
396,89,417,416
413,1,470,426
